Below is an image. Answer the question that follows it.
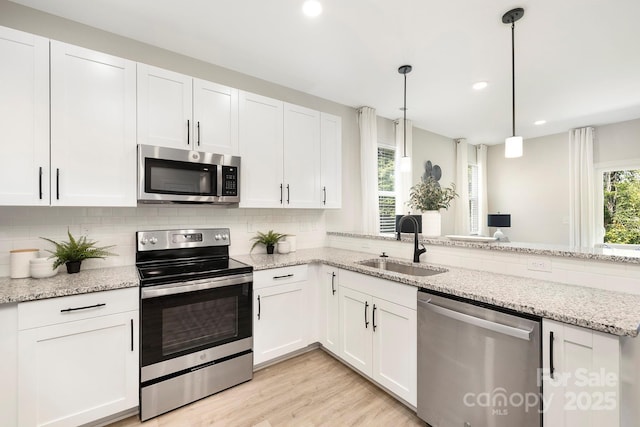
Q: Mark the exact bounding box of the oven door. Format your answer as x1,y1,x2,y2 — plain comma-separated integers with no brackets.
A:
140,274,252,377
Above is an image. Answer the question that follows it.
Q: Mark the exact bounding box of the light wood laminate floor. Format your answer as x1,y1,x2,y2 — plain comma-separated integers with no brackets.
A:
110,349,425,426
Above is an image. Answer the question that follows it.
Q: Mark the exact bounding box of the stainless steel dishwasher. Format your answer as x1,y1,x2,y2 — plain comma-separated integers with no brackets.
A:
417,289,542,427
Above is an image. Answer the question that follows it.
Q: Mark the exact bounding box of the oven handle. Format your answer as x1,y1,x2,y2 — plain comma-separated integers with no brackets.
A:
141,273,253,299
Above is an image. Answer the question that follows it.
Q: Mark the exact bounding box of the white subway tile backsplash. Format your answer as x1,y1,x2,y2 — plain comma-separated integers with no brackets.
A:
0,206,327,276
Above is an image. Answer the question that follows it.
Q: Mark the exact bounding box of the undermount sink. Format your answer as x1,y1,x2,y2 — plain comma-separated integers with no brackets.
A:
358,259,447,277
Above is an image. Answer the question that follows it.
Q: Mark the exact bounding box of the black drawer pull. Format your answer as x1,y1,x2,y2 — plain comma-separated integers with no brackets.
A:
60,303,106,313
273,274,294,279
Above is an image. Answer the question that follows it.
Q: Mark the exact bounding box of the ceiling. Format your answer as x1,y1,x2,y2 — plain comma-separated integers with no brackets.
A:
11,0,640,145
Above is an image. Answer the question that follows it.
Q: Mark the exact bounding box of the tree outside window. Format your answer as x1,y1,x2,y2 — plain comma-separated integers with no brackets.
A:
378,145,396,233
603,169,640,244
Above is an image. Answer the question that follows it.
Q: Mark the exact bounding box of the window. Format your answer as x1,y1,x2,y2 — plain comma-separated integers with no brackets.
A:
378,145,396,233
468,164,479,234
602,169,640,244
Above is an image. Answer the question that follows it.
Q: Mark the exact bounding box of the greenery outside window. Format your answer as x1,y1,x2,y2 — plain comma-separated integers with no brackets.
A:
602,169,640,245
378,145,396,233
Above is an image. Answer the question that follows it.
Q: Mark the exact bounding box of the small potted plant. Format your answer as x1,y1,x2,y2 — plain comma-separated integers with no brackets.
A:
250,230,287,254
41,230,117,274
407,176,458,237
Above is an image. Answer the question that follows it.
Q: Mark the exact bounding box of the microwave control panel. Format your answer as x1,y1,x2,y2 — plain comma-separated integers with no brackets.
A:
221,166,238,196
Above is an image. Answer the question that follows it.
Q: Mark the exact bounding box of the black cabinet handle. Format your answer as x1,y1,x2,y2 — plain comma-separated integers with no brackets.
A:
187,119,190,145
197,121,200,146
60,303,106,313
130,318,134,352
373,304,377,331
273,274,294,279
280,184,283,204
257,295,261,320
56,168,60,200
286,184,290,204
331,272,336,295
364,301,369,328
323,186,326,205
549,331,555,379
38,167,43,200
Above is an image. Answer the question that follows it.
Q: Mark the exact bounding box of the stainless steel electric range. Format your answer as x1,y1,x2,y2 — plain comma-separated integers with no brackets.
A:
136,228,253,421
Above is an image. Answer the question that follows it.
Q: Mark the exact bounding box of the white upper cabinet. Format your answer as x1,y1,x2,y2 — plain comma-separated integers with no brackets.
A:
320,113,342,208
238,91,284,208
283,103,321,208
50,41,137,207
239,91,331,209
0,26,49,206
138,64,239,155
193,79,239,155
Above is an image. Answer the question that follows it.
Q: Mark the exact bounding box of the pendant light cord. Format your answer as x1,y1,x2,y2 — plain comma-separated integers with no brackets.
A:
403,72,407,156
511,21,515,137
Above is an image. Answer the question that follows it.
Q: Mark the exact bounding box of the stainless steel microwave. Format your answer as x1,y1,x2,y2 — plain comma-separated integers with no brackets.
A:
137,144,240,205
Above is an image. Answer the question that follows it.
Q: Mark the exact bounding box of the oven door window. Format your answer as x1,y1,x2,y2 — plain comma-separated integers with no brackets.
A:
145,158,216,196
141,282,251,367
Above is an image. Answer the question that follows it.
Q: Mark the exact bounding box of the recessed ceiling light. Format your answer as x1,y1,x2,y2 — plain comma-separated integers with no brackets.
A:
472,81,488,90
303,0,322,17
534,120,547,125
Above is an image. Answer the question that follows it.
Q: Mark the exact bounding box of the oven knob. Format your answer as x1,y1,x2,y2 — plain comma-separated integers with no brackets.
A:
140,238,148,245
222,234,228,240
214,234,222,240
149,237,158,245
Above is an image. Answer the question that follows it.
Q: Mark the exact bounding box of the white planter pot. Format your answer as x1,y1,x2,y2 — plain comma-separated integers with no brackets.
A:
422,211,441,237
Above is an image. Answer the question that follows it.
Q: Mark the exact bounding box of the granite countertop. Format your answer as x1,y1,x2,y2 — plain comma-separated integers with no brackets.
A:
327,231,640,264
2,247,639,337
0,265,138,304
235,248,640,337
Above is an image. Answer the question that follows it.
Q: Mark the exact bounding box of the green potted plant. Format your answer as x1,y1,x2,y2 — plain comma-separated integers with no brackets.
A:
250,230,287,254
41,230,117,274
407,176,458,237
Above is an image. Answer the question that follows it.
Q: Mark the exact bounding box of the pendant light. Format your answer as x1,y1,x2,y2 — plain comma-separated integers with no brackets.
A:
398,64,413,172
502,8,524,158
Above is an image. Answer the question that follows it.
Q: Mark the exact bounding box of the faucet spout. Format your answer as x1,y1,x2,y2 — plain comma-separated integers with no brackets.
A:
397,215,426,263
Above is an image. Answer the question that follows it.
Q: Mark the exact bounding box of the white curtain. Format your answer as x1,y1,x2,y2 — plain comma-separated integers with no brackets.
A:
569,127,596,248
477,144,489,236
359,107,379,234
394,118,413,215
454,139,470,234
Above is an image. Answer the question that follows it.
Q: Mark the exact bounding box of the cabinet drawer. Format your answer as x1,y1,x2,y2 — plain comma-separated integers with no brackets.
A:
254,265,308,290
339,269,416,310
18,287,138,330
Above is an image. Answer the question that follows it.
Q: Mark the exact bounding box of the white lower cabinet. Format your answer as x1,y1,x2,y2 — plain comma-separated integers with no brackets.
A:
253,265,310,365
319,266,340,355
17,288,138,427
542,319,624,427
338,270,417,406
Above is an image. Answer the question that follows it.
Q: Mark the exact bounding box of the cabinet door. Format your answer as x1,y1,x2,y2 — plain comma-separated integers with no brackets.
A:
50,42,136,206
238,91,284,208
320,113,342,209
0,26,49,206
18,311,138,427
542,319,620,427
253,281,307,365
137,64,193,149
283,103,321,208
320,266,340,355
371,297,417,406
339,286,372,376
193,79,239,155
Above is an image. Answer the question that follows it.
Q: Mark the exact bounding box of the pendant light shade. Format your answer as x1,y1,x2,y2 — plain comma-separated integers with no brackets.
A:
398,64,412,172
503,8,524,158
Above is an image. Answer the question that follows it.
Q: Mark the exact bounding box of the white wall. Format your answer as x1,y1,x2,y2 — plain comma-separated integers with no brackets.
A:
487,132,570,244
0,206,327,277
487,117,640,245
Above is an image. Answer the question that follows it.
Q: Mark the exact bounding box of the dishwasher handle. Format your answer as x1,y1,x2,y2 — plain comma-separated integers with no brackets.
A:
418,298,533,341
